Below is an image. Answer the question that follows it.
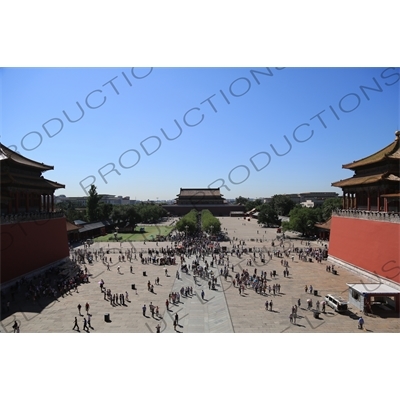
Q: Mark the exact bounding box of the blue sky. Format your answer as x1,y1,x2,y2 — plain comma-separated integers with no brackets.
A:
1,67,399,201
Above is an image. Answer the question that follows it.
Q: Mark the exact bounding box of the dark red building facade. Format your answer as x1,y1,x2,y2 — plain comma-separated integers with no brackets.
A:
1,144,69,285
163,188,246,216
329,132,400,286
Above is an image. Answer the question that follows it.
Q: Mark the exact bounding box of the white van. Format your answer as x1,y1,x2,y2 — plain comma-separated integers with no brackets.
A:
324,294,348,313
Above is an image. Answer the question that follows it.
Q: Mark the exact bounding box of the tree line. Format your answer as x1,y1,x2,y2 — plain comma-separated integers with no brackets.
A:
236,194,342,235
56,185,167,229
175,209,221,234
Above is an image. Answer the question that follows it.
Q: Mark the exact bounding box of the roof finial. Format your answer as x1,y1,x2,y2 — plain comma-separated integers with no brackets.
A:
395,130,400,138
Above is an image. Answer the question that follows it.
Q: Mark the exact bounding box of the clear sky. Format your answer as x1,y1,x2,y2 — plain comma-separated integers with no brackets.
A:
1,67,399,200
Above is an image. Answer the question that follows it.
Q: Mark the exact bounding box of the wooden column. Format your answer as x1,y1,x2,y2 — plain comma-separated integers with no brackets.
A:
8,193,12,213
367,191,370,211
51,194,54,212
26,192,29,212
384,197,388,212
15,191,19,213
377,190,380,211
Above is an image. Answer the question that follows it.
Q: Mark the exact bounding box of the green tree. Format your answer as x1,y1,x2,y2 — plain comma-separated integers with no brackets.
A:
235,196,249,206
270,195,296,216
175,209,198,234
98,202,113,220
86,185,102,222
321,197,342,221
56,201,85,222
111,205,140,229
257,203,279,227
246,198,263,211
285,206,319,236
136,203,167,223
201,209,221,233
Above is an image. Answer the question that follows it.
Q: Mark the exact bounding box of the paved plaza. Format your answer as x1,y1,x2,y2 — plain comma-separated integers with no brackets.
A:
1,217,399,333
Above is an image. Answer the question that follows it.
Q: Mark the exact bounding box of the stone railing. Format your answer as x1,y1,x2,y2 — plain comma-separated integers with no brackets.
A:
333,209,400,223
0,211,65,225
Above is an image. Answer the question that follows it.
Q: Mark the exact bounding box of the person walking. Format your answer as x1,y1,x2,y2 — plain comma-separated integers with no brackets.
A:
87,315,92,329
201,290,205,300
156,324,161,333
72,316,79,331
83,317,88,332
77,303,82,316
142,304,147,316
358,316,365,330
85,302,90,314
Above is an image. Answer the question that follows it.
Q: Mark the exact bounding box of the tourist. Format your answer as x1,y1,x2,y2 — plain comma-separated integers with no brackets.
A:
72,316,79,331
87,314,92,329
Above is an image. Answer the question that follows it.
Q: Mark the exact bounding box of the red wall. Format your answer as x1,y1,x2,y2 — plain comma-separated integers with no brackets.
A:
329,216,400,284
1,217,69,284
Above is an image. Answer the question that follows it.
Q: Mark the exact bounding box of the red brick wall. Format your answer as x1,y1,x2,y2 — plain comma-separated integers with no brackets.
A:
1,217,69,284
329,216,400,284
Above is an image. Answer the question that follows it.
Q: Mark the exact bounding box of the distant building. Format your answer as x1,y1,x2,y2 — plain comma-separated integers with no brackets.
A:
55,194,136,206
285,192,339,207
264,192,339,207
300,199,314,208
162,188,245,216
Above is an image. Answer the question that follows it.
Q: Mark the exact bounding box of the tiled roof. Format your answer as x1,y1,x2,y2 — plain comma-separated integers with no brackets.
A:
78,220,113,233
0,143,54,171
1,172,65,189
315,218,332,230
331,172,399,188
178,188,223,198
66,220,80,232
342,131,400,169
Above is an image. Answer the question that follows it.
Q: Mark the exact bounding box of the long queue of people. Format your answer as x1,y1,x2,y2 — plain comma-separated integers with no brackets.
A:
1,261,90,316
